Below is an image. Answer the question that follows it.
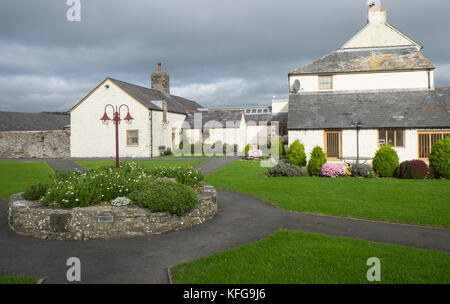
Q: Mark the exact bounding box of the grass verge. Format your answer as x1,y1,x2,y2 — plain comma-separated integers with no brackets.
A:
204,160,450,228
0,276,40,284
171,230,450,284
0,162,54,199
76,160,203,170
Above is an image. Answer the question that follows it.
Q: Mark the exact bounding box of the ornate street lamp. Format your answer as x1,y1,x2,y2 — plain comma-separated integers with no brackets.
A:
100,104,134,168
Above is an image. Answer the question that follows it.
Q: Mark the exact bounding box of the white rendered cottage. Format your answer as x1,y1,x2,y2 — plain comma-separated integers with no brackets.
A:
287,6,450,163
69,64,202,157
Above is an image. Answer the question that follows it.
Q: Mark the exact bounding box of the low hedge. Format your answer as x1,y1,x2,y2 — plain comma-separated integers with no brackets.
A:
128,180,198,216
397,160,429,179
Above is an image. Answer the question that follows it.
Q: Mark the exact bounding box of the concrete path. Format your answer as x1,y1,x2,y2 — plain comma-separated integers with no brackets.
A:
0,157,449,283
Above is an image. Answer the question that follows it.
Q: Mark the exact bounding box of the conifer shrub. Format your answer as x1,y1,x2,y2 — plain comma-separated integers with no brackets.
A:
372,145,399,177
307,146,327,176
286,140,307,167
429,137,450,179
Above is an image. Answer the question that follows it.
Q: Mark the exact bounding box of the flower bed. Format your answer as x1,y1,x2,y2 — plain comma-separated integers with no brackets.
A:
8,183,217,240
8,162,217,240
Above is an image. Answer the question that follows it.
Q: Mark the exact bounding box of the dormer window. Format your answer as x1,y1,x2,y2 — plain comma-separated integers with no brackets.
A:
319,75,333,90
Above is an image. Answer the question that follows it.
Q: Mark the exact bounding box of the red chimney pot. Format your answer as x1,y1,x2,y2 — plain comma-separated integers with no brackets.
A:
158,63,162,73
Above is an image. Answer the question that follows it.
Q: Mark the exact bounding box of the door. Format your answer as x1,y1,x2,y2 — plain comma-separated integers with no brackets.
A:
324,131,342,160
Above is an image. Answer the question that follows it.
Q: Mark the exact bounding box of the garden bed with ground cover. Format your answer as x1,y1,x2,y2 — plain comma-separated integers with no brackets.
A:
205,160,450,228
171,230,450,284
8,162,217,240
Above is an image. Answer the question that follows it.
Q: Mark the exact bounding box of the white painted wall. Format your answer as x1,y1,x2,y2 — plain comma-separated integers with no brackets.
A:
272,100,289,113
70,79,152,158
150,110,186,156
289,70,431,92
288,128,431,163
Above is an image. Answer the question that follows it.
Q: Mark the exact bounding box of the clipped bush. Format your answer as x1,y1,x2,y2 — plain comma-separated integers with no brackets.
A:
307,146,327,176
268,162,301,177
372,145,399,177
128,180,198,216
287,140,307,167
270,139,285,158
22,183,49,201
429,137,450,179
349,164,373,178
320,163,345,178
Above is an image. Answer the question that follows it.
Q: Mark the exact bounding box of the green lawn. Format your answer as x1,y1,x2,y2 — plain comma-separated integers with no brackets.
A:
205,160,450,228
76,160,203,170
0,162,54,199
171,230,450,284
158,154,225,158
0,276,40,284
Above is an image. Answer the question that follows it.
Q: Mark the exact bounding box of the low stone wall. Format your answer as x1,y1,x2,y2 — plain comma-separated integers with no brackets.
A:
0,130,70,158
8,185,217,240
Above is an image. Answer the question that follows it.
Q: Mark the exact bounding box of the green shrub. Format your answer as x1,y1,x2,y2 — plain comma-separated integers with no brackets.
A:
307,146,327,176
22,183,49,201
128,180,198,216
270,139,285,158
244,144,251,156
372,145,399,177
287,140,307,167
146,166,203,187
349,164,373,178
429,137,450,179
268,161,301,177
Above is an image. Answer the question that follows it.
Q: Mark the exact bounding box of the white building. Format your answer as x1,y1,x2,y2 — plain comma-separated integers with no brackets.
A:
287,6,450,163
69,64,203,157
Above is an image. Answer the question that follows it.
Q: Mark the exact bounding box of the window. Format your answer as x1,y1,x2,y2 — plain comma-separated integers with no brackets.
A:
324,131,342,160
127,130,139,146
418,131,450,159
257,109,262,113
251,109,257,113
263,109,268,113
279,124,287,136
245,109,251,113
319,75,333,90
378,129,405,147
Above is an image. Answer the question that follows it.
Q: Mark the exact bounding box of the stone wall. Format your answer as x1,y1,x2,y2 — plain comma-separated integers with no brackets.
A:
0,130,70,158
8,185,217,240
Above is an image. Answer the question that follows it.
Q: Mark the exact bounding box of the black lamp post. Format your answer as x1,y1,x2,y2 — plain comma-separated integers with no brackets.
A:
351,121,363,166
100,104,134,168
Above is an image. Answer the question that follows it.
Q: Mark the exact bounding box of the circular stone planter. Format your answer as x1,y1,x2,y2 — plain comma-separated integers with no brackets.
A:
8,183,217,241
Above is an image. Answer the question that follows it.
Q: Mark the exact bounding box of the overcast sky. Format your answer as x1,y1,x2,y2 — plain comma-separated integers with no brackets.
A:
0,0,449,112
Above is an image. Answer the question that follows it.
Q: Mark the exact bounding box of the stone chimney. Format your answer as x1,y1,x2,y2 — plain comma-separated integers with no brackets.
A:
151,63,170,95
368,7,387,24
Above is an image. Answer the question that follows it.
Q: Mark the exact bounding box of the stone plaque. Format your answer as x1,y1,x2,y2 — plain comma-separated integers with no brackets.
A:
98,215,114,223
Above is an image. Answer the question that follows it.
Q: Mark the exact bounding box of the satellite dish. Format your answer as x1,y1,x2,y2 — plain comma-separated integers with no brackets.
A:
291,79,301,93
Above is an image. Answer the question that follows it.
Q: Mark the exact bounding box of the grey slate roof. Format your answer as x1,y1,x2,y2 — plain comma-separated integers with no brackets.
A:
289,47,434,75
288,88,450,130
0,112,70,131
109,78,203,115
245,113,288,124
184,110,244,129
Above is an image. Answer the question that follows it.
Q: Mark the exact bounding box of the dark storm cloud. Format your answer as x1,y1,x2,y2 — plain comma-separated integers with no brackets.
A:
0,0,449,112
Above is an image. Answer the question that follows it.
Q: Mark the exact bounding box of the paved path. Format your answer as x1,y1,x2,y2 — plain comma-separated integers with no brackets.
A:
0,157,449,283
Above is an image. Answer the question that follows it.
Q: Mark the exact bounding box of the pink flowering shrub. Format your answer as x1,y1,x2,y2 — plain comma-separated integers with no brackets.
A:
319,163,345,178
247,148,263,160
